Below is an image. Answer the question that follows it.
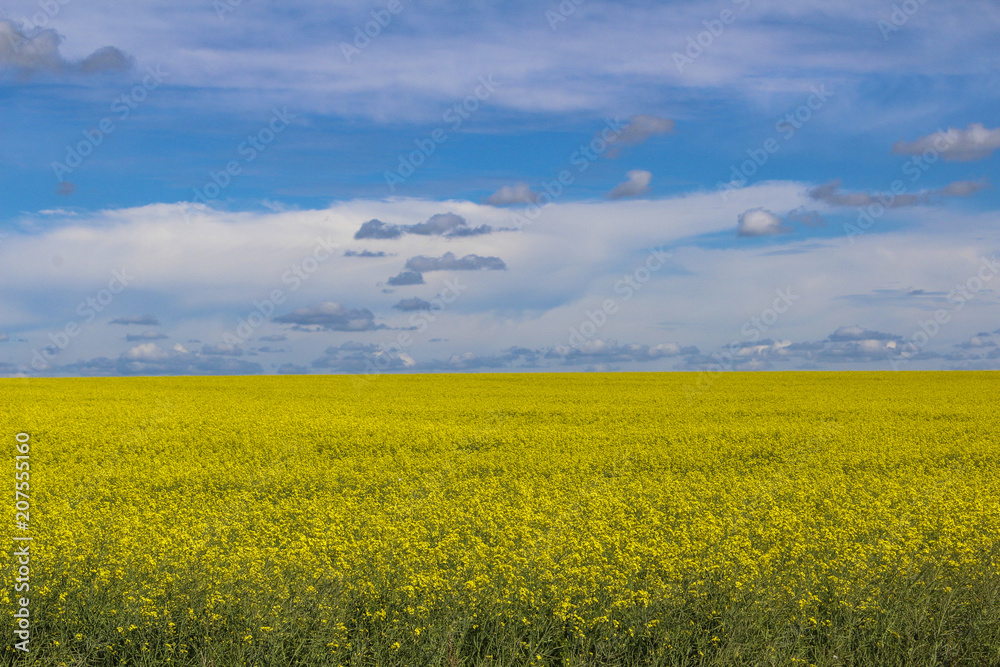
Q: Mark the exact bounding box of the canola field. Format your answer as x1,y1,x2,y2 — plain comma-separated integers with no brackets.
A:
2,371,999,666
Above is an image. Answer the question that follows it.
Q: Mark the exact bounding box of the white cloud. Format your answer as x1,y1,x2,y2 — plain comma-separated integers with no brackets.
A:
3,182,999,375
4,0,994,124
607,170,652,199
737,208,788,236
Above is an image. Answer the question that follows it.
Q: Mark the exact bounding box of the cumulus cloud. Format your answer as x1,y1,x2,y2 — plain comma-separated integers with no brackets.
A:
790,326,903,364
0,20,132,75
387,270,425,286
311,342,415,373
405,252,507,272
344,249,390,258
676,340,793,371
125,330,168,342
484,183,541,205
827,325,900,342
393,298,432,311
77,46,133,74
422,347,542,371
737,208,789,237
682,327,912,371
109,315,160,326
125,343,182,362
274,302,384,331
808,179,989,208
957,332,998,349
354,219,404,240
258,334,287,342
61,343,262,376
607,170,652,199
354,213,493,239
893,123,1000,162
409,213,468,235
546,339,696,366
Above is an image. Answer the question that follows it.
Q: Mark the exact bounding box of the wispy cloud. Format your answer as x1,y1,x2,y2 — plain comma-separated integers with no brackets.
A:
404,252,507,272
354,213,494,239
273,302,385,331
893,123,1000,162
808,179,989,208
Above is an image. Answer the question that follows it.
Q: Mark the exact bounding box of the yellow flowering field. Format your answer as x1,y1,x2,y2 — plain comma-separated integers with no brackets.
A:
2,371,999,666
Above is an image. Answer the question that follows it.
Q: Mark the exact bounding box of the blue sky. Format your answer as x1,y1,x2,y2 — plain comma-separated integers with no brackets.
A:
2,0,999,376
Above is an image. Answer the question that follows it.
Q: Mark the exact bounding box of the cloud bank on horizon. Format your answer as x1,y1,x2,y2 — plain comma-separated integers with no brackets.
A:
1,0,998,377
